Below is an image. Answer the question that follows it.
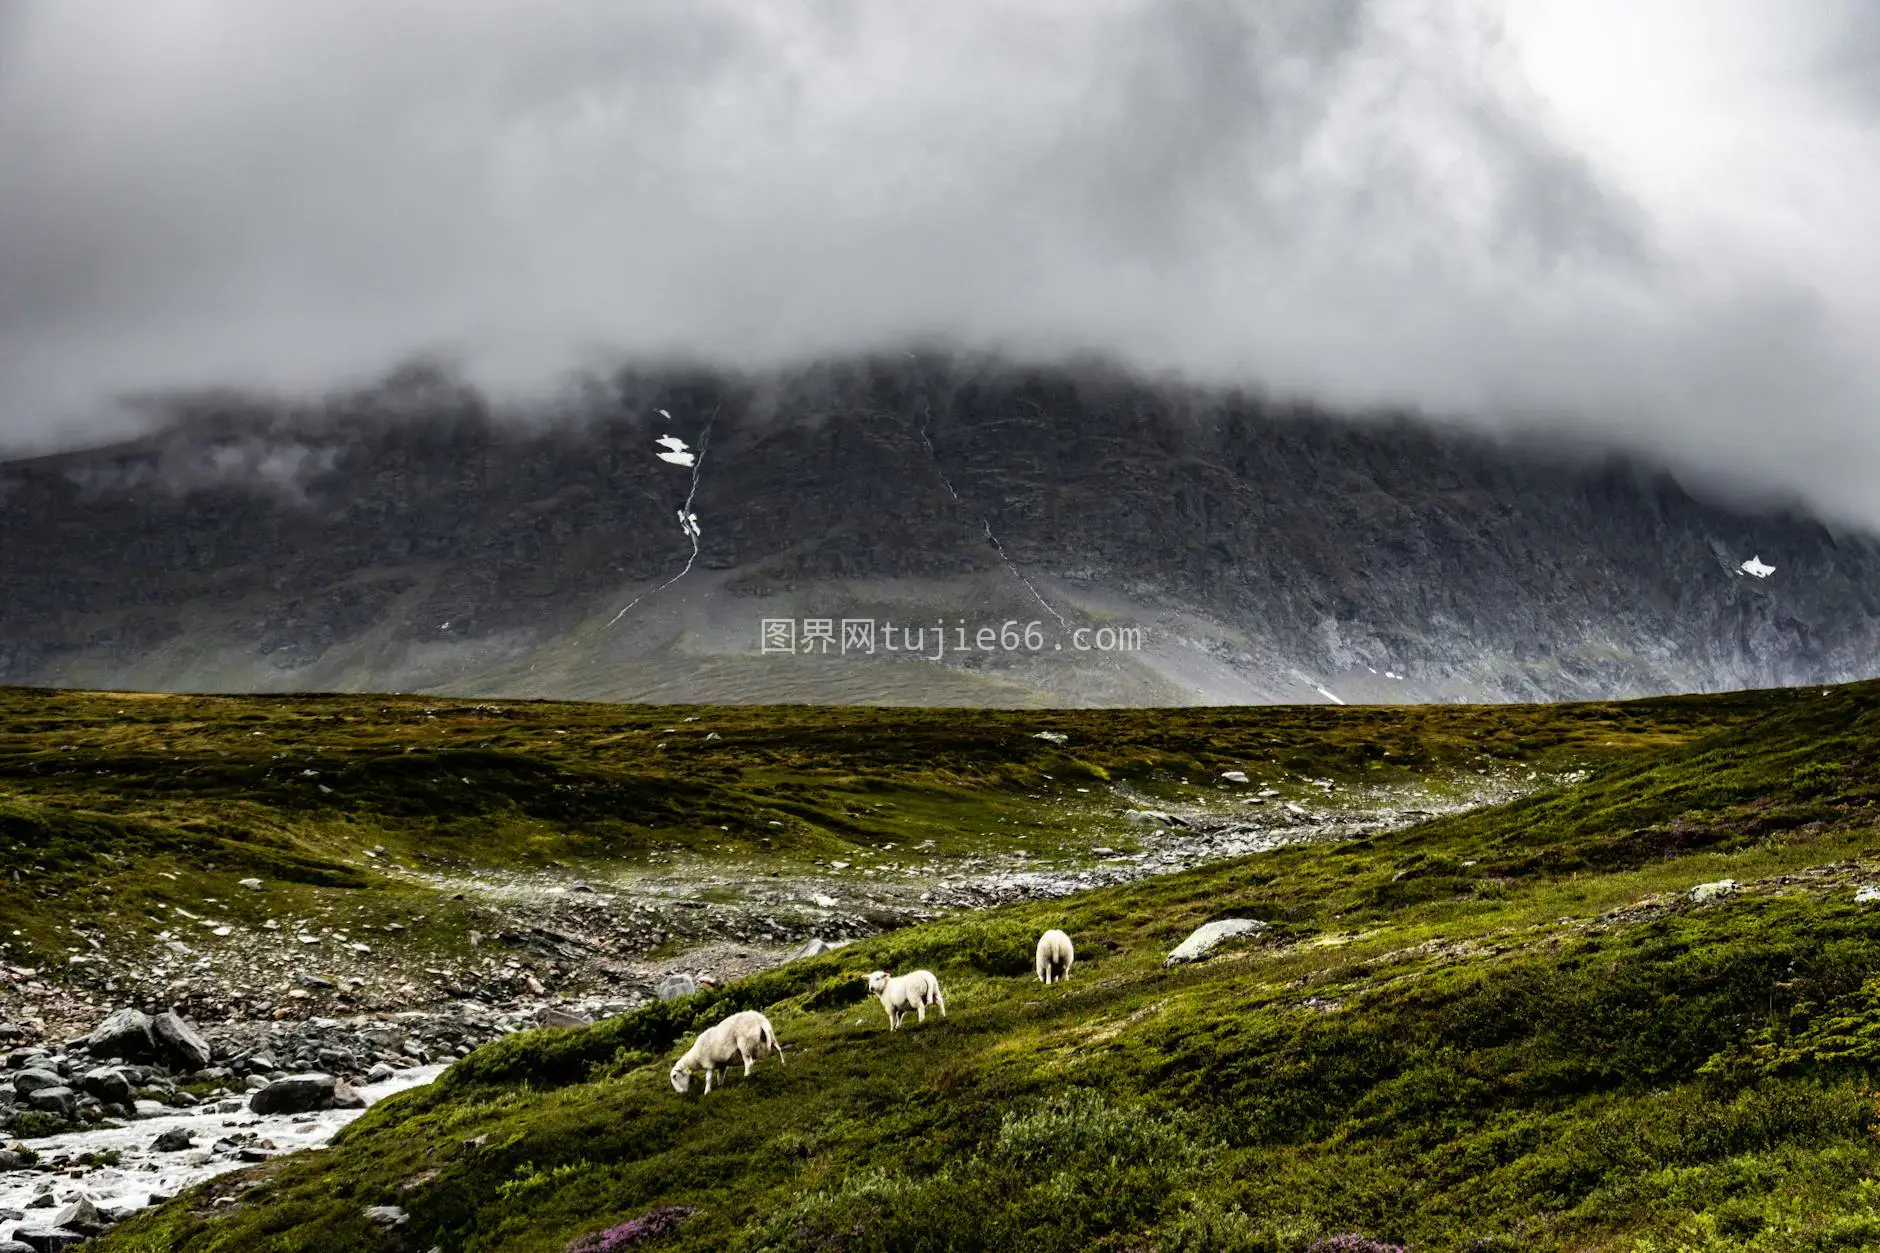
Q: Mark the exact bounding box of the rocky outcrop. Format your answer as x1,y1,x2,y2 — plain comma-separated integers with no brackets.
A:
1164,919,1268,967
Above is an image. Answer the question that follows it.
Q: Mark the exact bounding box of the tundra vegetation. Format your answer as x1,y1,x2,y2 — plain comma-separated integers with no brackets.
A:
9,681,1880,1249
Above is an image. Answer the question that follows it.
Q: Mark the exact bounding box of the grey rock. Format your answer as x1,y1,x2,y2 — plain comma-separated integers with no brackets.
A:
362,1204,409,1228
1690,879,1739,903
533,1008,588,1030
79,1067,133,1106
249,1073,336,1115
48,1197,108,1236
0,1240,33,1253
786,938,836,961
13,1229,87,1253
152,1127,194,1152
10,1070,61,1097
367,1062,396,1082
151,1011,212,1072
23,1087,75,1118
1164,919,1269,967
654,974,697,1001
86,1009,155,1063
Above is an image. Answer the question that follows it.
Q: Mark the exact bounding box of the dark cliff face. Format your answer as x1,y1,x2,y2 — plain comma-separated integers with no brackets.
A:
1,353,1875,704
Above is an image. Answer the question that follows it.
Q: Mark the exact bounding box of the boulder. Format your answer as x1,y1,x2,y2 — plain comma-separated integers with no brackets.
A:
654,974,697,1001
48,1197,108,1237
1164,919,1269,967
1220,770,1250,784
786,938,835,962
1857,885,1880,904
533,1008,589,1030
11,1070,62,1098
152,1127,194,1152
1689,879,1739,903
363,1205,409,1228
332,1082,367,1110
86,1009,156,1062
249,1073,336,1115
367,1062,396,1083
151,1013,212,1072
12,1229,87,1253
23,1087,76,1119
80,1068,134,1106
0,1240,34,1253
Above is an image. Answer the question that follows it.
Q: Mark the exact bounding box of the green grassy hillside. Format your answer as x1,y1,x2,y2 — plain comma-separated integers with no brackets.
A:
82,681,1880,1251
0,684,1751,969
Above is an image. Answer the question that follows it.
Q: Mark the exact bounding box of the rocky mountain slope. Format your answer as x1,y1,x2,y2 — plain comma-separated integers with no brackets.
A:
3,353,1876,704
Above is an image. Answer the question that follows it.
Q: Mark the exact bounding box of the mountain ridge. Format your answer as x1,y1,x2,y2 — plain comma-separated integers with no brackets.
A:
2,353,1875,705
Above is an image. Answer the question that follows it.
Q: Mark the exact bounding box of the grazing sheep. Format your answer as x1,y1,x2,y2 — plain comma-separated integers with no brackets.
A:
669,1010,783,1095
865,969,946,1031
1035,929,1075,985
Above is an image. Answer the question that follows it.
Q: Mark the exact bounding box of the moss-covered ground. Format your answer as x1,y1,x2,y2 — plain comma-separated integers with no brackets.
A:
29,680,1879,1249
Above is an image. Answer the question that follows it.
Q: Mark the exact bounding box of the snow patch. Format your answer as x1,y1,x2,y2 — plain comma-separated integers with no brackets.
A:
1739,555,1775,578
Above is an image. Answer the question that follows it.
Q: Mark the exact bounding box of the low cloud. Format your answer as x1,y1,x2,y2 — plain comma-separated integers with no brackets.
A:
2,1,1878,523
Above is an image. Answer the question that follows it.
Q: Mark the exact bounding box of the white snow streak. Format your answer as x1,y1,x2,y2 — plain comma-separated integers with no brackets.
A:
606,401,722,627
1740,555,1776,578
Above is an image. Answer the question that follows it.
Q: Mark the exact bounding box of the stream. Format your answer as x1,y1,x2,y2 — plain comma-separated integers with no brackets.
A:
1,1064,447,1244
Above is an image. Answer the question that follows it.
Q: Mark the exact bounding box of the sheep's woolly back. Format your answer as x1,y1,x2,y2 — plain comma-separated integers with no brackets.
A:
1035,929,1075,981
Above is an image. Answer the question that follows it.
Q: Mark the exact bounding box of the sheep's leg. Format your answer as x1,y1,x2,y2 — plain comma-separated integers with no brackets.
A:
743,1051,756,1077
937,991,947,1017
916,1001,927,1023
703,1068,714,1095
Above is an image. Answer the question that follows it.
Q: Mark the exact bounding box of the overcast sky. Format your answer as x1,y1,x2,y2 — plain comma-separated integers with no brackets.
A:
2,1,1878,522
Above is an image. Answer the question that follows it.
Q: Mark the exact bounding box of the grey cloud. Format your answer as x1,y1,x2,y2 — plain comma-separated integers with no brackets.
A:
2,0,1878,527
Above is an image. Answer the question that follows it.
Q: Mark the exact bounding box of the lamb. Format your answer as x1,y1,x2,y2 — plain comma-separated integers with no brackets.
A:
669,1009,784,1095
865,969,946,1031
1034,929,1074,985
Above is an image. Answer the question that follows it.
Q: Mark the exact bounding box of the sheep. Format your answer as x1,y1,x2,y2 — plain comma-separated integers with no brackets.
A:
865,969,946,1031
669,1009,784,1095
1034,929,1074,985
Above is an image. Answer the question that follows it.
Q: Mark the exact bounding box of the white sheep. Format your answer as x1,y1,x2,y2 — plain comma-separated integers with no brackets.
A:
669,1009,784,1095
1034,929,1074,985
865,969,946,1031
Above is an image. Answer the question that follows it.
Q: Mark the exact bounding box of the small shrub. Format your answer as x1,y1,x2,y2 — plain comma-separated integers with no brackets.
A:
567,1205,700,1250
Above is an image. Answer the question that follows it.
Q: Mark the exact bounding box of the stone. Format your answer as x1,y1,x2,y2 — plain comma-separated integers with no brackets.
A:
786,938,835,961
533,1008,588,1030
0,1241,33,1253
23,1087,75,1118
79,1067,133,1106
1689,879,1739,903
12,1229,87,1253
362,1205,409,1228
569,879,593,893
1857,885,1880,904
238,878,263,890
1164,919,1269,967
48,1197,108,1236
654,974,697,1001
332,1083,367,1109
11,1069,62,1097
1220,770,1250,784
152,1127,194,1152
86,1008,156,1062
1031,730,1069,744
367,1062,396,1082
249,1073,336,1115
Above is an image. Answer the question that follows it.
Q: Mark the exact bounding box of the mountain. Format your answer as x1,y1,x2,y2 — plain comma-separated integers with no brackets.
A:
2,352,1877,705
